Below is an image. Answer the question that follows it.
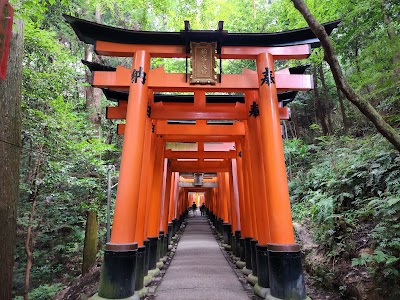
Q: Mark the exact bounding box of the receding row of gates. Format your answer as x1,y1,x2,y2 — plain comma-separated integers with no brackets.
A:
66,15,339,300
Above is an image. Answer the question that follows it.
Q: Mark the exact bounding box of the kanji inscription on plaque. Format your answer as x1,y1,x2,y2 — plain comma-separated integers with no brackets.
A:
190,42,217,85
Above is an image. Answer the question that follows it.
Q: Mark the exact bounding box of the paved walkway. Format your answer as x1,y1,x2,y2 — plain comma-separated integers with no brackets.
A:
155,214,249,300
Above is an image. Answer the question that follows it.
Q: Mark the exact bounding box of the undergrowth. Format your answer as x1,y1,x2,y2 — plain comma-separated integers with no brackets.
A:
286,135,400,299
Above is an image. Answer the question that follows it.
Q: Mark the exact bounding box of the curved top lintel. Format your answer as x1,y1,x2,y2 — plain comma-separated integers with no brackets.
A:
64,14,340,49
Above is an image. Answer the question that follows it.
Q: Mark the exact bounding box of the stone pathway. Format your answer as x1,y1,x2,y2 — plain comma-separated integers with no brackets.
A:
154,215,250,300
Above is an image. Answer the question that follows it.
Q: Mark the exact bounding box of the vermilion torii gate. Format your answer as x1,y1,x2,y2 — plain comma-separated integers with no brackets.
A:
66,15,339,300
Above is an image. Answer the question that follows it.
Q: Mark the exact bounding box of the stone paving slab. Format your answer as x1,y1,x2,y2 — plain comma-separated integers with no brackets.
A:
155,216,250,300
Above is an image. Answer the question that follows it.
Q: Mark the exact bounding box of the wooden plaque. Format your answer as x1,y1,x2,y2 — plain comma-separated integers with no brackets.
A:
190,42,217,85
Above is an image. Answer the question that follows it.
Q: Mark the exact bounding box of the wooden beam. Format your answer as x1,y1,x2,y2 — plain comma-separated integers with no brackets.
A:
108,102,288,120
170,160,231,172
95,41,311,59
163,135,240,142
92,66,313,92
165,149,236,159
155,120,245,136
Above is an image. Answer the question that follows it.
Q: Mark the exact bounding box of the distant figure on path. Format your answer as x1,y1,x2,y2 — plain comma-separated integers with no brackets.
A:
192,201,197,216
200,203,206,216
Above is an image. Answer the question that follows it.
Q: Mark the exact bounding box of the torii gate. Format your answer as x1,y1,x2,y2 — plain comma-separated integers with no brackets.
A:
66,15,339,300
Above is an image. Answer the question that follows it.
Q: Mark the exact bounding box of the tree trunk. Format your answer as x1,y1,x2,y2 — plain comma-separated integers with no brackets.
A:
291,105,300,137
291,0,400,151
318,64,333,134
23,144,44,300
337,87,349,132
313,67,329,135
82,211,98,275
0,20,23,300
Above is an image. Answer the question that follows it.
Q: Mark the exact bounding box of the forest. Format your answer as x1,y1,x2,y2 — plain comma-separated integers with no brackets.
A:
0,0,399,299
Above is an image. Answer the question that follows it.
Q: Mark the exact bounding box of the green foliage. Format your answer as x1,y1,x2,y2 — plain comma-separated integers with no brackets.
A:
288,134,400,298
14,283,63,300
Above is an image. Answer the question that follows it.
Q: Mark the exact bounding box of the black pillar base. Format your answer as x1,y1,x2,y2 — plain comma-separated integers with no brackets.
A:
164,233,169,255
231,234,236,254
158,231,165,258
135,246,146,291
172,219,178,236
234,231,241,257
98,243,138,299
222,223,232,245
148,237,158,270
250,239,258,276
239,238,245,261
256,244,269,289
167,222,173,244
217,218,223,234
143,239,150,276
268,244,306,300
245,237,252,269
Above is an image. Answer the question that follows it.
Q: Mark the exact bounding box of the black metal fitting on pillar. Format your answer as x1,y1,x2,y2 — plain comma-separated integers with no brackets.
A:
143,239,150,276
256,244,269,289
98,243,138,299
234,231,241,257
250,239,258,276
245,237,252,269
268,244,307,299
239,238,245,261
148,237,158,270
222,223,232,245
135,246,146,291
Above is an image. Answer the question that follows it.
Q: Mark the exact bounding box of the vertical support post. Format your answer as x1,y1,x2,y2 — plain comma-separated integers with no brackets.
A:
241,136,257,273
246,91,272,290
147,136,165,271
135,116,153,247
98,50,150,299
256,52,306,300
106,165,112,243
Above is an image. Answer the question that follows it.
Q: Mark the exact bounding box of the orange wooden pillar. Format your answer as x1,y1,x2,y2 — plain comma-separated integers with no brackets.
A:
160,159,172,258
98,50,150,299
241,134,258,271
167,172,179,239
134,117,153,247
222,171,234,247
133,116,153,291
146,136,165,270
143,122,157,243
230,159,241,233
256,52,306,298
245,91,273,282
228,167,239,234
234,141,250,264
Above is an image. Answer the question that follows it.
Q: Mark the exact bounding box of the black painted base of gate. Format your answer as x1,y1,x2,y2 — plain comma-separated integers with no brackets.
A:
98,243,138,299
267,244,307,300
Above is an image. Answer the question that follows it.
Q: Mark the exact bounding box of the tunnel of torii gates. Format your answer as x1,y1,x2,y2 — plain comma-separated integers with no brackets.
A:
65,15,339,300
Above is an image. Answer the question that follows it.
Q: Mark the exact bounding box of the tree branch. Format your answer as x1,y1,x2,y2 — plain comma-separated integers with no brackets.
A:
291,0,400,151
